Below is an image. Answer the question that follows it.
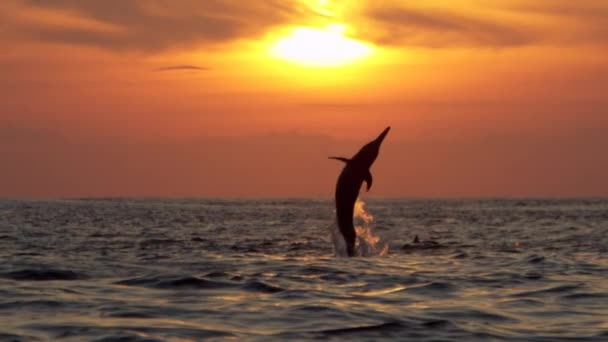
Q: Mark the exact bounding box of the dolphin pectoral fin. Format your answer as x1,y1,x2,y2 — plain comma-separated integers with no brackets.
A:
329,156,350,163
364,171,373,191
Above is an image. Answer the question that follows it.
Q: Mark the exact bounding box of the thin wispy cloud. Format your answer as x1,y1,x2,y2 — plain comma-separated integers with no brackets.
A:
154,65,209,72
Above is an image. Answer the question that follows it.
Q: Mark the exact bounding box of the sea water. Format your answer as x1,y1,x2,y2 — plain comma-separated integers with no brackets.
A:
0,198,606,341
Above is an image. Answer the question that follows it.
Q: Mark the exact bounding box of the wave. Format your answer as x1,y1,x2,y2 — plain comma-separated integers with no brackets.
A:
402,282,459,296
302,318,472,339
317,321,405,336
560,292,608,303
24,323,234,341
241,280,284,293
138,238,181,249
0,299,85,311
428,308,519,323
2,268,88,281
511,284,584,297
0,333,41,342
114,275,285,294
92,333,164,342
114,275,233,290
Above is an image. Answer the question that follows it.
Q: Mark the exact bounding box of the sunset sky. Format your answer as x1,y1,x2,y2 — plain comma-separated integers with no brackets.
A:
1,0,607,198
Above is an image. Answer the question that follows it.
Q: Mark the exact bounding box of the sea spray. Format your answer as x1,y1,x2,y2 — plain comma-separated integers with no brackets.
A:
331,198,389,257
354,198,389,256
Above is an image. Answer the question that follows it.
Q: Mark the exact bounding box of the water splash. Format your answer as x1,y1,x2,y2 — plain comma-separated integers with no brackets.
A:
330,198,389,257
354,198,389,257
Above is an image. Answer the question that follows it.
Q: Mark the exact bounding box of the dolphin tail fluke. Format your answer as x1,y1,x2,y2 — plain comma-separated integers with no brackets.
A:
364,171,373,191
329,156,350,163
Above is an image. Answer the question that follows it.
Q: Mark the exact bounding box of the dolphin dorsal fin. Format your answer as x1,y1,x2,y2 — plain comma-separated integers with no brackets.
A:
328,156,350,163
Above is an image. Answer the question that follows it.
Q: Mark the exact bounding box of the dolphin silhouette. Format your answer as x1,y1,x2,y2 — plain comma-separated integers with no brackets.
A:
329,126,390,256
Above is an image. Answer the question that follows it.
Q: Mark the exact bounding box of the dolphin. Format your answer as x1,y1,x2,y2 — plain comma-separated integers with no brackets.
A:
329,126,390,256
401,235,444,252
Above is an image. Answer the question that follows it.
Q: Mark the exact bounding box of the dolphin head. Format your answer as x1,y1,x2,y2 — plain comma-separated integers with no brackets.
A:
352,126,390,167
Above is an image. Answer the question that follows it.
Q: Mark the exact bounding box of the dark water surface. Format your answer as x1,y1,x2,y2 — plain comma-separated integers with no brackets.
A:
0,198,607,341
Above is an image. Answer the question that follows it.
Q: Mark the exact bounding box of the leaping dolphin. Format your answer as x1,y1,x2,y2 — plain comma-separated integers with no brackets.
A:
329,126,390,256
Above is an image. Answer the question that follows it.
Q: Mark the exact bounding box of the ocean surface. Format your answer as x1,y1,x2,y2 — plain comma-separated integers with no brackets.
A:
0,198,607,341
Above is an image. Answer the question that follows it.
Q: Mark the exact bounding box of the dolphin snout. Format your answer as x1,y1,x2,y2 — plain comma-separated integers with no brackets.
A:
375,126,391,144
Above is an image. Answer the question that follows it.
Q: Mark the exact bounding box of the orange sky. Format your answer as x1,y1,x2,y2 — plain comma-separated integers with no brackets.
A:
1,0,607,197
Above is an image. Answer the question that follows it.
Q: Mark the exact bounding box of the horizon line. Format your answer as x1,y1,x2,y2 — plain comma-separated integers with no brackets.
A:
2,196,607,201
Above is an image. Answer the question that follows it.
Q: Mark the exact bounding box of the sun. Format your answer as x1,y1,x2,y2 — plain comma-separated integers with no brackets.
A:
269,24,373,67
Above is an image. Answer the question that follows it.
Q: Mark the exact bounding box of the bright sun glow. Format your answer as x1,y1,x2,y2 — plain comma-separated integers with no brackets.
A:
269,24,373,67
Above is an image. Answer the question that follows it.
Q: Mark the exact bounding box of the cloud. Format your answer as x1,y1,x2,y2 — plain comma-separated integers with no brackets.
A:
5,0,308,51
358,5,533,48
3,1,607,53
352,1,608,48
154,65,209,72
502,0,608,46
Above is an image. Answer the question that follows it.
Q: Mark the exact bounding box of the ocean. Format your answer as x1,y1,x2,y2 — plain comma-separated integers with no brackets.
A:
0,198,606,341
